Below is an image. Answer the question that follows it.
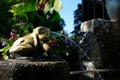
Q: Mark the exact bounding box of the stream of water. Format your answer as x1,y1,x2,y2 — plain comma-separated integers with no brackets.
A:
50,31,103,80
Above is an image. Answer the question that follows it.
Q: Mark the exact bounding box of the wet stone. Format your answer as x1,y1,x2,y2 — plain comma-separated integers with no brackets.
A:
80,19,120,68
80,19,120,80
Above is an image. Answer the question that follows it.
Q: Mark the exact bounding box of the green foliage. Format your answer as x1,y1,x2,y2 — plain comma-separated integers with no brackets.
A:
0,45,10,60
0,23,32,60
8,0,21,3
0,0,65,60
9,0,38,16
9,0,64,31
0,40,15,60
12,23,33,37
48,32,74,56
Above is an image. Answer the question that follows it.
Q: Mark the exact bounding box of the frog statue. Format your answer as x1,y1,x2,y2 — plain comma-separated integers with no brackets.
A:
8,26,53,59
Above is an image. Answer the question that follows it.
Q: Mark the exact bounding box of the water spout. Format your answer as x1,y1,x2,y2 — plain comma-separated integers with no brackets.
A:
50,31,91,66
50,31,103,80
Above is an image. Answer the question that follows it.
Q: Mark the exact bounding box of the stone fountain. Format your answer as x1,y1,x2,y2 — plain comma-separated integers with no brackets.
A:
0,26,70,80
80,19,120,80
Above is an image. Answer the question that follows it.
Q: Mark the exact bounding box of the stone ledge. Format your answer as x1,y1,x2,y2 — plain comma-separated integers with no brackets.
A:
0,60,70,80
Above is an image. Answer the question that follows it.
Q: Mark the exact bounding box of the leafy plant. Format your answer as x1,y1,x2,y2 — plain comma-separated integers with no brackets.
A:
48,33,75,56
0,23,32,60
0,0,64,60
0,39,15,60
9,0,63,31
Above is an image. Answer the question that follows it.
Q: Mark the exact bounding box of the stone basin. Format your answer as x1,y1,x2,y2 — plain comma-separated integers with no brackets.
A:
0,59,70,80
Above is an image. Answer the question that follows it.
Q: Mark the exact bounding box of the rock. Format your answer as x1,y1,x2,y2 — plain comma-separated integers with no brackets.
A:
80,19,120,68
80,19,120,79
0,59,70,80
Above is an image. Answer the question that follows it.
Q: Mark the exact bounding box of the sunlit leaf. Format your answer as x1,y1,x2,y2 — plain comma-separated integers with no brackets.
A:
43,1,50,14
43,0,62,14
53,0,62,12
2,53,8,60
9,3,25,16
9,0,38,16
0,45,10,60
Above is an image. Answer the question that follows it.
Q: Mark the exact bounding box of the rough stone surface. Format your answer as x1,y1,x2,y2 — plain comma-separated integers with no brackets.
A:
80,19,120,68
80,19,120,79
0,59,70,80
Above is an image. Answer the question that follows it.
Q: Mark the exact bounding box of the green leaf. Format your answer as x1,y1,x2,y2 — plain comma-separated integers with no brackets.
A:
0,45,11,60
53,0,62,12
43,1,51,14
43,0,62,14
51,11,61,22
24,0,38,12
9,3,25,16
9,0,38,16
2,53,9,60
